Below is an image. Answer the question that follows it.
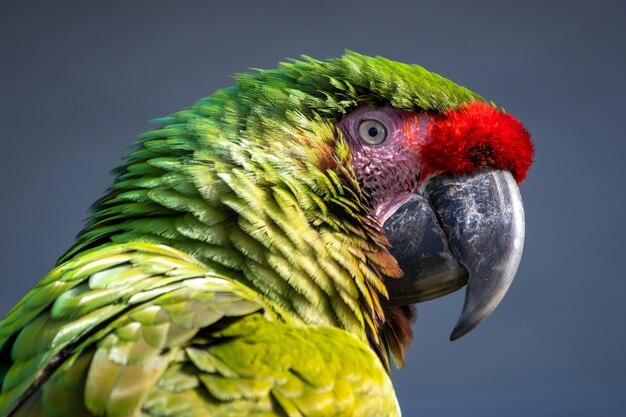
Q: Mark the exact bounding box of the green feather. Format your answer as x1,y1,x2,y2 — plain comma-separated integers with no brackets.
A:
1,52,488,416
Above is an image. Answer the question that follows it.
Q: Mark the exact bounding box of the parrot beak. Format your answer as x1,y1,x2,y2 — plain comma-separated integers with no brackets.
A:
382,169,525,340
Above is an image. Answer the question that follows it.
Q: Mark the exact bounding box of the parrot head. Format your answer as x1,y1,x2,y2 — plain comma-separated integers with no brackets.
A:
70,51,533,368
339,101,532,341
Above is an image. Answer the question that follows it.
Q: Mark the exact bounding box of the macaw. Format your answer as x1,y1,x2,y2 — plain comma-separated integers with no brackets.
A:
0,52,533,416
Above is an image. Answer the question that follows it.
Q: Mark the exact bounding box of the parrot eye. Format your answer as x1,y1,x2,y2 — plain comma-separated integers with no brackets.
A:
358,119,387,145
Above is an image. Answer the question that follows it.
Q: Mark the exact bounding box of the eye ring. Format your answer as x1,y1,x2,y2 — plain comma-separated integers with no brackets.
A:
358,119,387,145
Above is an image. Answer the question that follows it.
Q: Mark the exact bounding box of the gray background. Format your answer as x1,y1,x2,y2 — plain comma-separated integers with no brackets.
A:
1,1,625,415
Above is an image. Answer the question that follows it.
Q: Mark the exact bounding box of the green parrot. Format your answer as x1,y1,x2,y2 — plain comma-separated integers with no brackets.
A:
0,52,533,417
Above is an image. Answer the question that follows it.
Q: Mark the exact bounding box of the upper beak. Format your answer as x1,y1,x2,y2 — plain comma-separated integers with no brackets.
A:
382,169,525,340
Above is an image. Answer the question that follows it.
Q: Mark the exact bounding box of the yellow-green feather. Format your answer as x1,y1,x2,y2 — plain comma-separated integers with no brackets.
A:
0,244,398,417
1,52,487,415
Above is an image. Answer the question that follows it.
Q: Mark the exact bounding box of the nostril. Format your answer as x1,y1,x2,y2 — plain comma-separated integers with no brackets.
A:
468,144,495,168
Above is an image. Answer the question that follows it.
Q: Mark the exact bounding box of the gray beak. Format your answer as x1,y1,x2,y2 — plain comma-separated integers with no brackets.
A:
382,169,525,340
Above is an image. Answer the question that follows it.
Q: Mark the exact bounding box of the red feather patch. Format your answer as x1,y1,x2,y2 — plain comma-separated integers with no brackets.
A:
421,102,534,183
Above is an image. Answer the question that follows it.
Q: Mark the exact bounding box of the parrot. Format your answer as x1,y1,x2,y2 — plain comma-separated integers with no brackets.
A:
0,51,533,417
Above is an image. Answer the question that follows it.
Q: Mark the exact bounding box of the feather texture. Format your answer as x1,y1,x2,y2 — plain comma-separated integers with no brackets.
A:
1,52,488,416
1,244,398,416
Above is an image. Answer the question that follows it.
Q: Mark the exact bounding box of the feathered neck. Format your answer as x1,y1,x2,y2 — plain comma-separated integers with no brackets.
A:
61,85,414,369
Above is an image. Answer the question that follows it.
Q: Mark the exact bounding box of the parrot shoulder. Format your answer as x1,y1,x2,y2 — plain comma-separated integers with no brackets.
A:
0,242,399,417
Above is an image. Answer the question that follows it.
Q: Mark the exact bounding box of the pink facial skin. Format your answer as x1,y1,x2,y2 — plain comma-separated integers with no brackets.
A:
337,106,431,224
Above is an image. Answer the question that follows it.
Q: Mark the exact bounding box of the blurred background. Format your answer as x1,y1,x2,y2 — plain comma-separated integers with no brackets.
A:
1,1,625,415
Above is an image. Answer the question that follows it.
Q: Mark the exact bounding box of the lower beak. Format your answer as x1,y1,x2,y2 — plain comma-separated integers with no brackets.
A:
382,169,525,340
